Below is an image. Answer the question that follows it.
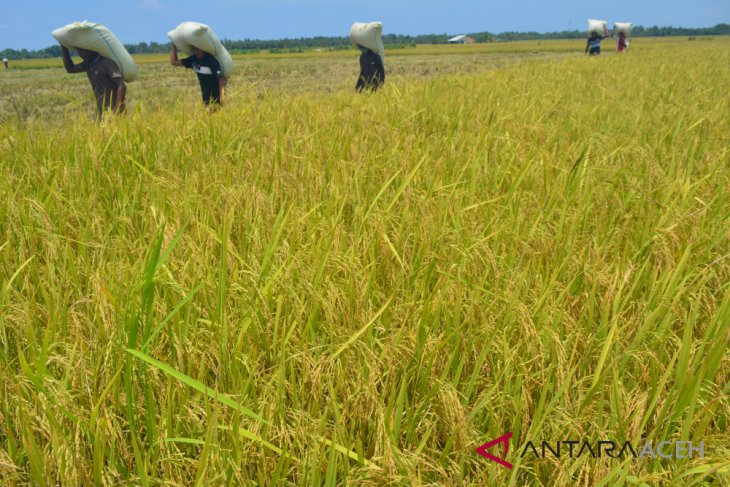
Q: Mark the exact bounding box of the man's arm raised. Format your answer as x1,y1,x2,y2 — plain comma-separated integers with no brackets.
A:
62,46,86,73
170,45,183,66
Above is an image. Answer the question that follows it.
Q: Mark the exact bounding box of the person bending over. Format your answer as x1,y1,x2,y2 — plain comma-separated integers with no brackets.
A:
61,46,126,120
171,45,226,108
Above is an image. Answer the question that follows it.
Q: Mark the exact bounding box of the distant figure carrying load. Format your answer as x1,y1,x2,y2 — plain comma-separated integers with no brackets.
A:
51,21,137,120
61,46,126,119
356,46,385,93
613,22,632,54
3,58,8,69
586,19,609,56
350,22,385,93
170,45,226,107
168,22,234,109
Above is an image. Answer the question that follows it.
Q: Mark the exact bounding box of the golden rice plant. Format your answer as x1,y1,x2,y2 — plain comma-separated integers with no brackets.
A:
0,37,728,485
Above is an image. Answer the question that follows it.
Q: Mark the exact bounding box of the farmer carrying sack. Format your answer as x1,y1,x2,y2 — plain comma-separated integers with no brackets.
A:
52,21,138,82
168,22,234,78
350,22,384,59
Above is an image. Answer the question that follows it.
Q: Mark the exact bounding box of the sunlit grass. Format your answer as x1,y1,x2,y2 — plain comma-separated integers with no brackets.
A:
0,38,728,485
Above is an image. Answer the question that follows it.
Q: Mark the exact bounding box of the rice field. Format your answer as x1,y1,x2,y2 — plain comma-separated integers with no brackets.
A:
0,37,729,485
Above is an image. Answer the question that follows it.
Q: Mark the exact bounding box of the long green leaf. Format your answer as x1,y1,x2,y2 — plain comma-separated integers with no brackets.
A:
126,348,268,425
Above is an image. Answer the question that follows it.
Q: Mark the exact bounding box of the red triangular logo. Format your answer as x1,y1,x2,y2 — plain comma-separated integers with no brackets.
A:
476,432,513,469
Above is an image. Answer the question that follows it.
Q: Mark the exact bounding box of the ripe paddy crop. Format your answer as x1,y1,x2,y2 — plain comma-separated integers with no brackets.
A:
0,38,728,485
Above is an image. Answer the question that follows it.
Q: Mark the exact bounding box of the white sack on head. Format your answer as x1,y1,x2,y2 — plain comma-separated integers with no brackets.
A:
587,19,609,36
168,22,234,78
52,21,138,82
350,22,384,58
613,22,633,37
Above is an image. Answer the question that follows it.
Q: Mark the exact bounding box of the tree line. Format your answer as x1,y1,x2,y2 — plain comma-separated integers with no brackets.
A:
2,23,728,60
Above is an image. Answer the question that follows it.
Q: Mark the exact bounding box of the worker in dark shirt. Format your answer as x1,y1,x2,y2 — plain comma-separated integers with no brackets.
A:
585,32,608,56
356,46,385,93
61,46,126,120
171,45,226,107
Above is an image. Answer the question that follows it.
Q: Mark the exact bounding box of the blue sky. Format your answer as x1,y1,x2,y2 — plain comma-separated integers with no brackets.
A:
2,0,728,50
